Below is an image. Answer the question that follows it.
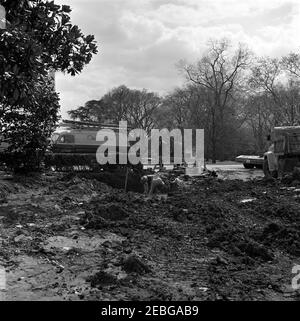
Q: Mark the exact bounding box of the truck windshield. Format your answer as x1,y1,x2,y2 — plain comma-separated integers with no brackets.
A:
51,133,60,143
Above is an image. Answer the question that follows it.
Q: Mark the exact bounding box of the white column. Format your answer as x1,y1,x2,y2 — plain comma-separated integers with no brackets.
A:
0,266,6,301
0,5,6,29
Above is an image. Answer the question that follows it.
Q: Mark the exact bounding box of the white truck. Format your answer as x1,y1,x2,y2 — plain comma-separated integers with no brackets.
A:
236,126,300,177
263,126,300,178
235,155,264,169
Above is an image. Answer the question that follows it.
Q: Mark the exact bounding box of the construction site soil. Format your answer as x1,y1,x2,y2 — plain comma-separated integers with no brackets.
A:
0,170,300,301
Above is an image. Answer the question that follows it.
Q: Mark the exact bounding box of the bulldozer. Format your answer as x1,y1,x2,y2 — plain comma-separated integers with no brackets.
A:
263,126,300,178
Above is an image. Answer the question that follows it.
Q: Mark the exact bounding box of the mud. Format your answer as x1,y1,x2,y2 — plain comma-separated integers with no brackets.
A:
122,256,151,274
62,170,144,193
0,171,300,300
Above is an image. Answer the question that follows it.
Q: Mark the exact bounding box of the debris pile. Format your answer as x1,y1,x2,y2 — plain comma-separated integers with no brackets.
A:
87,271,118,288
0,171,300,300
122,255,151,274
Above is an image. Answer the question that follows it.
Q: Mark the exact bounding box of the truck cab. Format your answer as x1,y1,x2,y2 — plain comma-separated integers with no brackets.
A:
263,126,300,177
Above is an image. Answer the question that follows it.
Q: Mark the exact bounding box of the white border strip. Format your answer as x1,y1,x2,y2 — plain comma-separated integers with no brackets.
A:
0,266,6,301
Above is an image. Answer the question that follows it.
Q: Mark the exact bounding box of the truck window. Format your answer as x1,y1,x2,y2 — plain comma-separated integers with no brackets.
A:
59,134,75,144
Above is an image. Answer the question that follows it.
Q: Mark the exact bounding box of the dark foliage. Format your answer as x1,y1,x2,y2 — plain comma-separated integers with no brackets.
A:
0,0,98,172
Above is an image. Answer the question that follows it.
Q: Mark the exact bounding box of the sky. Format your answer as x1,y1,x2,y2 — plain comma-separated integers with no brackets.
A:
54,0,300,118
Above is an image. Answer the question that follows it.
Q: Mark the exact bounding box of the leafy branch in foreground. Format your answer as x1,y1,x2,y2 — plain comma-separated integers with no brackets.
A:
0,0,98,171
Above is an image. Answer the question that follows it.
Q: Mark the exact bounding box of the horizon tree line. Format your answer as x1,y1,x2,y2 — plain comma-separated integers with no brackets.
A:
69,39,300,163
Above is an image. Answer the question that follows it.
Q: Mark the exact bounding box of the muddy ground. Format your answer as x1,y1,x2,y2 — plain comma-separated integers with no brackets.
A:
0,170,300,301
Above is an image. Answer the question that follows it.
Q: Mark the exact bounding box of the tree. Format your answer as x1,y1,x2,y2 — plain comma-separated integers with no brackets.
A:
68,100,109,123
179,39,251,162
244,93,275,154
249,57,300,127
69,85,161,132
275,80,300,126
282,52,300,79
158,86,196,130
0,0,97,171
249,57,284,124
158,83,249,161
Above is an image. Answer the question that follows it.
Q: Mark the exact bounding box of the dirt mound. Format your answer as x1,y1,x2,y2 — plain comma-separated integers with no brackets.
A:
0,178,23,203
252,200,300,221
54,176,112,195
62,171,144,193
260,222,300,256
281,167,300,185
207,226,274,262
81,212,110,229
2,171,300,301
87,271,118,288
94,203,129,221
81,202,130,229
236,239,274,261
122,256,151,274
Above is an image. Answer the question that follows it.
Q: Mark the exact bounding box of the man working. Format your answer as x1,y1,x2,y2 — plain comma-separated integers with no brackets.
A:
141,173,168,195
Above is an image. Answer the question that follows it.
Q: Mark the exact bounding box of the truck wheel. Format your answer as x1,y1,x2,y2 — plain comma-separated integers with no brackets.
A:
243,163,255,169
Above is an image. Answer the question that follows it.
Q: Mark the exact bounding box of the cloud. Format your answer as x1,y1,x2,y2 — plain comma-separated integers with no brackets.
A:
54,0,300,118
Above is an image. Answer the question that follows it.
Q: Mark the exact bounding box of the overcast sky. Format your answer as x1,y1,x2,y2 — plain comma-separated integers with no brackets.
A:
55,0,300,118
